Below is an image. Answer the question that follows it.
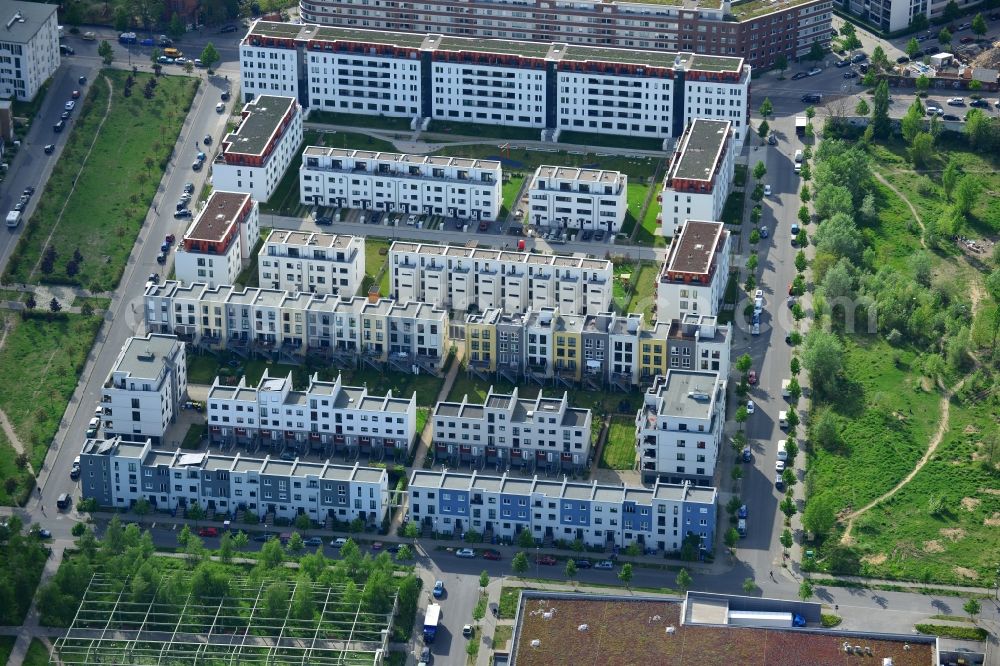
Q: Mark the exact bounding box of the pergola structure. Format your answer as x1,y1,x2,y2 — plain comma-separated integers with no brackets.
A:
51,572,396,665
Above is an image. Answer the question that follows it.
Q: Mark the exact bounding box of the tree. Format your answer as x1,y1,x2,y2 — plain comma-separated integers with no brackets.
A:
759,97,773,119
798,579,814,601
98,39,115,65
735,405,749,430
512,552,529,576
971,13,988,37
814,186,853,222
986,269,1000,352
803,493,838,535
953,176,981,216
113,6,129,31
780,528,794,551
618,563,634,589
259,538,284,569
854,98,869,116
942,157,960,201
795,251,808,273
564,558,578,582
798,206,811,227
747,253,759,272
905,37,920,59
963,108,993,149
807,40,824,61
742,577,757,594
24,294,36,311
774,54,788,78
901,100,925,145
47,297,61,313
287,532,305,554
263,580,290,619
177,524,192,549
517,528,535,548
909,132,934,168
812,408,844,452
186,502,205,523
168,13,185,39
910,13,928,32
200,42,221,70
871,45,890,74
814,212,862,262
290,574,315,620
757,120,771,141
938,27,952,47
871,79,891,139
72,522,87,538
781,496,798,518
787,377,802,403
479,570,490,590
725,527,739,551
232,530,249,552
674,567,691,593
803,329,844,398
395,544,414,561
915,74,930,94
217,532,235,563
943,0,960,21
790,357,801,375
753,160,767,182
736,353,753,377
184,61,194,74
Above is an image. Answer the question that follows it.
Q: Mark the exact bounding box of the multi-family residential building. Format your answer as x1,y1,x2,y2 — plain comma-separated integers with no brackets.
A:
241,22,751,149
174,191,259,288
300,146,501,220
207,370,416,462
79,436,389,523
389,241,612,316
527,166,627,233
212,95,303,202
636,371,726,485
144,281,451,374
657,219,731,323
431,387,592,473
99,334,187,444
258,230,364,296
408,469,717,553
848,0,974,32
658,119,735,238
295,0,833,70
0,1,59,101
465,308,730,390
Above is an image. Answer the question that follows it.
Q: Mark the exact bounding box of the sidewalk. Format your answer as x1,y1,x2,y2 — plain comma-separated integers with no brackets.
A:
6,543,65,666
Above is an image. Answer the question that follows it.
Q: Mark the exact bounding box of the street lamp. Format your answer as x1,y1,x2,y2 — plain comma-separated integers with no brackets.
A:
535,546,540,579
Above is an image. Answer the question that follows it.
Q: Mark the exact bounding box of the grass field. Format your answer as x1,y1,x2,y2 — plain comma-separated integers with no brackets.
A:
0,427,34,506
361,238,392,297
4,70,197,291
599,416,636,470
427,121,540,141
558,131,665,152
23,639,48,666
493,624,513,650
308,111,413,132
433,145,661,180
0,311,104,473
635,192,665,247
624,262,658,320
498,586,523,618
0,636,14,665
500,175,525,219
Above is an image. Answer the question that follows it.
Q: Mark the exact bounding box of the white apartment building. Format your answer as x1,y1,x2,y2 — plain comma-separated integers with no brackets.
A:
656,220,731,323
300,146,501,220
240,22,750,148
258,230,364,296
99,334,187,444
636,371,726,486
174,191,259,288
527,166,627,233
389,241,612,316
431,387,592,473
408,469,718,553
79,436,389,523
143,281,451,373
207,370,416,461
0,1,59,101
658,119,735,237
212,95,303,202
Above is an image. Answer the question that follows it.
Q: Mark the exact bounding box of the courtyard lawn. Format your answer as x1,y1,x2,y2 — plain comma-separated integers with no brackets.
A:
599,416,636,470
721,191,744,226
626,262,659,320
361,238,392,297
635,194,665,247
426,120,539,141
308,111,413,132
0,312,104,472
4,70,198,292
434,144,661,180
500,175,525,219
558,131,665,152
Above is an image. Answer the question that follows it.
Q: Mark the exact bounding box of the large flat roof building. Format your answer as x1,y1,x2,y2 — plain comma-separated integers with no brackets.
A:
258,230,365,296
658,120,735,238
657,219,731,323
174,191,259,288
0,1,59,101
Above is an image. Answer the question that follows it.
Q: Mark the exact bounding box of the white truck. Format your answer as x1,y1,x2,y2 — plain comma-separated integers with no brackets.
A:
6,210,22,228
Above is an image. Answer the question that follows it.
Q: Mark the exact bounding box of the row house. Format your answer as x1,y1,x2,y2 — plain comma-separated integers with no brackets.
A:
526,166,627,233
100,334,187,444
212,95,303,202
78,436,389,523
657,119,735,237
240,22,751,149
143,281,450,374
657,219,731,323
408,469,717,554
389,241,612,316
300,146,501,220
637,371,726,486
431,387,591,474
207,371,416,462
174,191,259,288
258,230,365,296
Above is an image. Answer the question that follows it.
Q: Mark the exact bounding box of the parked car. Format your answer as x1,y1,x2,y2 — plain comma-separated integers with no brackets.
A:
79,75,87,85
203,134,213,144
791,72,808,80
767,133,778,145
53,120,65,132
594,230,606,242
64,100,75,111
174,209,192,219
221,90,231,101
156,251,167,264
216,102,226,112
760,226,768,239
573,559,592,569
947,97,965,106
969,99,990,109
776,460,786,473
775,474,785,490
835,59,851,68
851,53,867,63
478,221,490,232
304,536,324,547
455,548,476,558
194,59,205,68
60,44,74,55
60,110,71,120
594,560,615,570
746,400,755,414
535,554,557,565
44,144,55,154
165,234,176,244
925,105,943,116
192,161,202,171
462,624,474,638
896,55,910,64
315,216,333,225
790,223,800,236
433,580,444,598
220,24,238,32
801,93,822,104
806,67,823,76
943,114,960,121
482,549,502,560
741,446,752,463
198,527,218,537
330,537,348,548
843,70,858,79
763,184,772,196
748,370,757,385
253,533,274,542
738,504,749,519
184,182,195,194
148,273,159,284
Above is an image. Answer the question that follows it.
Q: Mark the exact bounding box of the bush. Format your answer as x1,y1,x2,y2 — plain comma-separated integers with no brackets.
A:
915,624,988,641
821,613,842,627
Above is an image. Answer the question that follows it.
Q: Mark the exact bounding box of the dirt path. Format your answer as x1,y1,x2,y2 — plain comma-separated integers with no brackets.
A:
874,172,926,249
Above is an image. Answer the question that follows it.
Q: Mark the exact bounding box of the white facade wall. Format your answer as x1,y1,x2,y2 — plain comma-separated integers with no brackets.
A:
307,51,421,117
258,231,365,296
527,166,627,232
174,244,243,288
660,190,722,239
682,79,748,152
657,251,731,322
556,72,675,139
431,61,546,128
239,44,299,102
0,3,59,101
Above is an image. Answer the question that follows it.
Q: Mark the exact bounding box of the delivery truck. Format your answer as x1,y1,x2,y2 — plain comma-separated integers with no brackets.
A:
423,603,441,643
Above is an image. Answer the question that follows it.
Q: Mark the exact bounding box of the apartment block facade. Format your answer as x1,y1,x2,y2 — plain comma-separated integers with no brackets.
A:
240,22,751,149
175,191,259,288
657,220,731,323
207,371,416,461
79,436,390,523
0,1,59,101
432,387,592,474
143,281,450,373
212,95,303,202
465,308,730,388
408,469,717,553
527,166,627,233
658,119,735,238
295,0,833,70
389,241,612,316
299,146,502,220
636,371,726,485
100,334,187,444
258,230,365,296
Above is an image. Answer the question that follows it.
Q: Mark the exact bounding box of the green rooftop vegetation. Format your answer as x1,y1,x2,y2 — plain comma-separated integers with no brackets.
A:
730,0,818,20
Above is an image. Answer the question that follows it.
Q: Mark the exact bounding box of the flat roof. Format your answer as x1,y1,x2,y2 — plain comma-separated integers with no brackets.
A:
512,595,936,666
563,45,743,73
113,334,179,380
658,371,719,419
433,34,553,60
665,220,724,275
266,229,359,250
186,191,250,242
671,119,731,182
224,95,296,157
731,0,824,20
2,1,57,44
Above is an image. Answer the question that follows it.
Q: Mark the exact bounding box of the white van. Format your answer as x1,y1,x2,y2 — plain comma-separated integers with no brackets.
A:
6,210,21,228
794,149,804,163
781,379,792,398
778,411,789,429
777,440,788,461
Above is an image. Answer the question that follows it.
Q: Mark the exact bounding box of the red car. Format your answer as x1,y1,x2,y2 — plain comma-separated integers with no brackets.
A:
535,555,557,566
72,89,81,99
197,527,218,537
482,549,502,560
748,370,757,385
165,234,176,244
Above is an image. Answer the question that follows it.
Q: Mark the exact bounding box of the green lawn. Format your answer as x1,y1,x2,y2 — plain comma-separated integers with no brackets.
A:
863,180,923,273
74,296,112,312
308,111,413,132
0,427,34,506
493,624,513,651
23,639,48,666
0,311,104,472
558,131,666,152
234,237,264,288
361,238,391,297
4,70,197,291
635,193,665,247
434,145,661,180
0,636,14,665
599,416,636,470
733,164,748,189
181,423,206,449
426,120,540,141
500,175,525,220
721,191,745,226
498,586,524,618
627,262,659,320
